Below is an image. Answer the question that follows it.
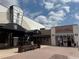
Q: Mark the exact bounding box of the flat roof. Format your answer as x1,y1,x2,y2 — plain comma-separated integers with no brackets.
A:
51,24,78,28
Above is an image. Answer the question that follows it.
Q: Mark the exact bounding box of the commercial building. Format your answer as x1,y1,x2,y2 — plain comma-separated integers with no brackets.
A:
0,5,45,48
32,24,79,47
51,24,79,47
0,5,45,30
1,4,79,48
33,29,51,45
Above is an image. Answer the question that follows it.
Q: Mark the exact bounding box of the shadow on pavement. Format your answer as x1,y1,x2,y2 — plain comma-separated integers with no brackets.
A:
49,54,68,59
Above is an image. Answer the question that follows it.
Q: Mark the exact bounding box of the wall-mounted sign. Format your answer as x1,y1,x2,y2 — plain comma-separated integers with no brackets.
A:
55,25,73,33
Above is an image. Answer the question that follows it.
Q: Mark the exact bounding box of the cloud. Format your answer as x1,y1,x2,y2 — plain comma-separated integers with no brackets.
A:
34,15,48,24
61,0,71,3
34,15,53,28
74,13,79,25
47,10,66,27
61,0,79,3
29,11,42,19
48,10,66,21
75,13,79,20
34,15,59,28
43,0,58,3
73,0,79,2
44,1,54,10
43,0,60,10
63,6,70,13
0,0,18,7
42,0,79,10
42,0,71,11
55,4,62,8
34,10,66,28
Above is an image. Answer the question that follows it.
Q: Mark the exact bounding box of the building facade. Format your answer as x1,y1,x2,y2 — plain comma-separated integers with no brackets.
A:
38,29,51,45
0,5,45,30
0,5,45,48
51,24,79,47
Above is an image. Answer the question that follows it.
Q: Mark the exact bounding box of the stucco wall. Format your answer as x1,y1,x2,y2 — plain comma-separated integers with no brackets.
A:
0,5,9,23
0,12,9,23
73,25,79,46
51,27,56,45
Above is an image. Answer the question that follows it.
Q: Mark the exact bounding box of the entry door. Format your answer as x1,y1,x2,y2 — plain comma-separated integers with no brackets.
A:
67,35,75,47
56,35,75,47
13,37,18,47
55,36,63,46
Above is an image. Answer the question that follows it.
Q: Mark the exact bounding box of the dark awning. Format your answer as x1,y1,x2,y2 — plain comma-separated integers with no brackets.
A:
0,23,26,33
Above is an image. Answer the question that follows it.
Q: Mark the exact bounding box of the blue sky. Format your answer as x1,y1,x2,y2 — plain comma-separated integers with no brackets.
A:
0,0,79,28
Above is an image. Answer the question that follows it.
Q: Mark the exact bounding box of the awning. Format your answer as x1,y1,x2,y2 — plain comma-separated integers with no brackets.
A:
0,23,26,34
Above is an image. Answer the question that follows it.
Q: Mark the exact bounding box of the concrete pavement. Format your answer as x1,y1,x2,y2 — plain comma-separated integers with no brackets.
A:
1,46,79,59
0,48,18,59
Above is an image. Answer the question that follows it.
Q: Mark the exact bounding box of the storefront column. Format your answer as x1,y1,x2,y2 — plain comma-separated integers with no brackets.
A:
73,25,79,47
51,28,56,46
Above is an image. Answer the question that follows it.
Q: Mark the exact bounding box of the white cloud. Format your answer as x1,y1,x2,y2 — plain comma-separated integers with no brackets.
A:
61,0,79,3
61,0,71,3
29,11,42,19
72,0,79,2
0,0,18,7
34,10,66,28
34,15,59,28
75,13,79,20
55,4,62,8
43,0,58,3
44,2,54,10
48,10,66,21
34,15,48,24
42,0,71,11
74,13,79,25
55,10,66,17
48,10,66,27
63,6,70,13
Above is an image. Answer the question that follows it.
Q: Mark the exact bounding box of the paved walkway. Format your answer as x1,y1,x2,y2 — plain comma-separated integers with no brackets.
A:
1,46,79,59
0,48,18,59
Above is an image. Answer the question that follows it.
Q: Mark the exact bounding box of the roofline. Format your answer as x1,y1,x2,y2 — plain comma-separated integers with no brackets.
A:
0,4,8,8
51,24,78,28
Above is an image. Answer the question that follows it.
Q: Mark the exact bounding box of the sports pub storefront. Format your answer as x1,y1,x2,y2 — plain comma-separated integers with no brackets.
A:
0,23,26,49
0,23,41,51
51,24,79,47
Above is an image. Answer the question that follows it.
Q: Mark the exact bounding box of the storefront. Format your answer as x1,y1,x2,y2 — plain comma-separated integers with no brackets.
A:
51,24,79,47
0,23,26,49
33,35,51,45
32,29,51,45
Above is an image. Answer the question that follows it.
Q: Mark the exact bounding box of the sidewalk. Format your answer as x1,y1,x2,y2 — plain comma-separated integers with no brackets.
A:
1,46,79,59
0,48,18,59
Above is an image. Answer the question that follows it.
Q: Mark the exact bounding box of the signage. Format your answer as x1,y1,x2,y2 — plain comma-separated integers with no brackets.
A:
55,25,73,33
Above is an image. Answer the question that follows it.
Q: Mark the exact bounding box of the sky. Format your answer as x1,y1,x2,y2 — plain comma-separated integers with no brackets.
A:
0,0,79,28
